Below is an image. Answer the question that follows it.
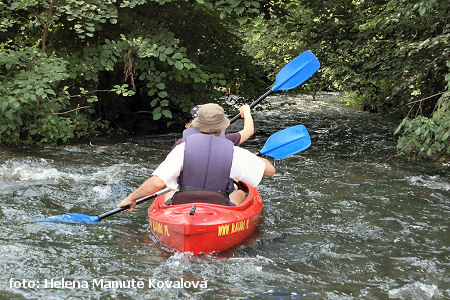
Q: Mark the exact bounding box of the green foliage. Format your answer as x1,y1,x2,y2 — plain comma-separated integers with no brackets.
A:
240,0,448,161
339,92,364,109
243,0,448,114
394,60,450,160
395,94,449,159
112,84,136,97
0,47,107,144
59,0,119,39
0,0,267,144
4,0,445,154
215,0,262,24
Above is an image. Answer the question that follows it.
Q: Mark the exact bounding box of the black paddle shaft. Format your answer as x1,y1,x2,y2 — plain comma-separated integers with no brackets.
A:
229,89,273,124
97,188,170,221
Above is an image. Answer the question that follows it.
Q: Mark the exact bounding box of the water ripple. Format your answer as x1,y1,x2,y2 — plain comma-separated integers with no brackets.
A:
0,93,449,299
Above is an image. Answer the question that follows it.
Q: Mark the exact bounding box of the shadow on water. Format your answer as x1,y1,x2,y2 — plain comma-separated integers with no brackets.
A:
0,93,448,299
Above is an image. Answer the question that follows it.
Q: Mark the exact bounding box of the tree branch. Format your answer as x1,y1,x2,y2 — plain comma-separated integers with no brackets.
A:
41,0,54,53
406,92,445,106
53,106,91,115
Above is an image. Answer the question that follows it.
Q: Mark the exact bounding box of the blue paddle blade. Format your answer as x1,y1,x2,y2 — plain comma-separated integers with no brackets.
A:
260,125,311,159
272,51,320,91
37,213,100,224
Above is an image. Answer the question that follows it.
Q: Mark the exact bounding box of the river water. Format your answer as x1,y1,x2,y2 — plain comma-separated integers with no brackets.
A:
0,93,448,299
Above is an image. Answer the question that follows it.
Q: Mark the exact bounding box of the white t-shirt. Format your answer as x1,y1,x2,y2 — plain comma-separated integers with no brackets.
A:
153,143,266,189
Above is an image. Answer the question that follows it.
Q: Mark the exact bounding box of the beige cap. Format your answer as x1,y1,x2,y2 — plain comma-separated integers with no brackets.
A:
191,103,230,133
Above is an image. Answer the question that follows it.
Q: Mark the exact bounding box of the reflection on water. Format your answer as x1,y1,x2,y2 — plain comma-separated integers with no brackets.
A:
0,93,448,299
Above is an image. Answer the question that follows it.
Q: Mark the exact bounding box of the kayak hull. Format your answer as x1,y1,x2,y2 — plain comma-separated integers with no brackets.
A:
147,183,263,255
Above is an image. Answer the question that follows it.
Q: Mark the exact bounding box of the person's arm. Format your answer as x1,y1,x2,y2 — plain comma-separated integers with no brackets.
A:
117,176,165,213
259,157,275,177
238,105,254,145
117,143,185,213
172,138,182,150
230,147,276,187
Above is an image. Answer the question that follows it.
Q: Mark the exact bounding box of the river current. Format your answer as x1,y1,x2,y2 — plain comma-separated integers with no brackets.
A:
0,93,448,299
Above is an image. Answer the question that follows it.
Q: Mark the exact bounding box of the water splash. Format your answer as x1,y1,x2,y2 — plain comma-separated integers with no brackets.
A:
407,175,450,191
388,282,443,299
0,158,61,182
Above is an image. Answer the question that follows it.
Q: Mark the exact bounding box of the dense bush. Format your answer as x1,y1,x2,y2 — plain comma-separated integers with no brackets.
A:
1,0,448,161
0,0,267,144
395,89,449,160
242,0,449,160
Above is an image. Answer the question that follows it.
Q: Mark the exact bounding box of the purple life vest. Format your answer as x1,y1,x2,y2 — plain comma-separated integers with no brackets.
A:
182,127,225,142
178,133,235,194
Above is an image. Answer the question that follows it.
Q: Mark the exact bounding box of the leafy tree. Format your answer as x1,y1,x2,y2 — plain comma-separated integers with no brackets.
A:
2,0,448,160
0,0,267,144
242,0,449,160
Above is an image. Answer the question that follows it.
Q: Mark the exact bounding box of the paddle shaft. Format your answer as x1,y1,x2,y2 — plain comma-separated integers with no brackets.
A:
97,188,170,221
229,89,273,124
228,51,319,125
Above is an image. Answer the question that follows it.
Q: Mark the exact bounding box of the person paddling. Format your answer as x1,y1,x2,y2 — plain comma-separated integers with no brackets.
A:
118,103,275,210
172,104,254,148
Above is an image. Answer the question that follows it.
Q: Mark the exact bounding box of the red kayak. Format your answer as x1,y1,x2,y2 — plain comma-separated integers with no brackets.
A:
147,182,263,255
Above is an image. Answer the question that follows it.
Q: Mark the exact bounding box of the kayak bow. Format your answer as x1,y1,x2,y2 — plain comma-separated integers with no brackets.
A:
147,182,262,255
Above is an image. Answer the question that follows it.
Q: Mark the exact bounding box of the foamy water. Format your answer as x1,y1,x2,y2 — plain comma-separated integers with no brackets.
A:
0,94,448,299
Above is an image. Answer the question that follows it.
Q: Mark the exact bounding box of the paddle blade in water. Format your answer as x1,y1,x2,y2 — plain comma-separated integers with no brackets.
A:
260,125,311,159
38,213,99,224
272,51,320,91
